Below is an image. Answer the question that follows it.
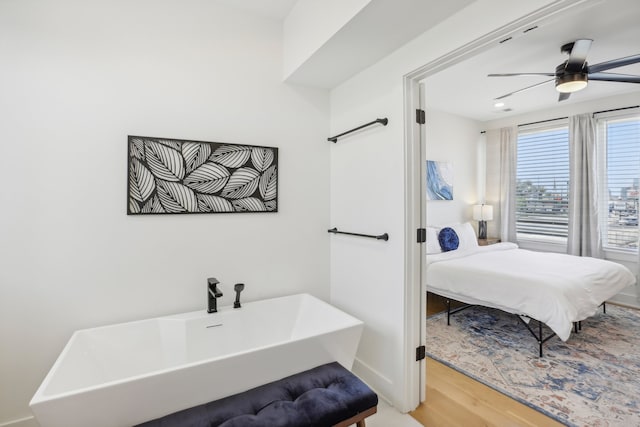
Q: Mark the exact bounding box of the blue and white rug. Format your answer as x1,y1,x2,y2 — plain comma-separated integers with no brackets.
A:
426,305,640,427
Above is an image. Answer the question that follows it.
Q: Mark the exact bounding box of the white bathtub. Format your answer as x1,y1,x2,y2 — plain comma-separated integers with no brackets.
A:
29,293,364,427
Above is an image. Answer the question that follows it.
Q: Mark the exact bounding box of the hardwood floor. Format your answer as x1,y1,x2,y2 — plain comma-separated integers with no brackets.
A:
409,293,565,427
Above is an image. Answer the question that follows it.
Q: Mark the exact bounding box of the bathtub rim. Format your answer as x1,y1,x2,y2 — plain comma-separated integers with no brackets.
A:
29,292,363,405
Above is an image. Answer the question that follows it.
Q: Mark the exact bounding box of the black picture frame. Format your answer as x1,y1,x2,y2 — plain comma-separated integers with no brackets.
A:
127,135,278,215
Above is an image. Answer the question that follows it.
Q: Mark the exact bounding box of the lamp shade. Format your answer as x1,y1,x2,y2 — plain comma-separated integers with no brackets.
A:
555,72,588,93
472,204,493,221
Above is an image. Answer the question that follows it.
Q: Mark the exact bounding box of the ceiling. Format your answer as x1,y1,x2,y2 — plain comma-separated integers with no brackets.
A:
284,0,473,88
425,0,640,122
214,0,474,89
214,0,297,20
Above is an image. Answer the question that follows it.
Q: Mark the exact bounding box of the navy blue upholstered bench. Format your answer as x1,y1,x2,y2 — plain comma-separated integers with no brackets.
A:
136,362,378,427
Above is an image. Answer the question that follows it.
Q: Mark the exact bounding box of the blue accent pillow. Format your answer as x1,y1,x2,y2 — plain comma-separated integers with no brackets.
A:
438,227,459,252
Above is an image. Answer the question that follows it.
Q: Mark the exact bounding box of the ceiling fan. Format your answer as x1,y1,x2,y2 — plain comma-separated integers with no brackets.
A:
489,39,640,101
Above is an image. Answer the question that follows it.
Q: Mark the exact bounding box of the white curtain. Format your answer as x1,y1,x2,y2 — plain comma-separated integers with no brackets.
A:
499,126,517,242
568,113,602,257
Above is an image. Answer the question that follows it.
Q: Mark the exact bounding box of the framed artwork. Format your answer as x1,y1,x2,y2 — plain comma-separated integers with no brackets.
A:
426,160,453,201
128,136,278,214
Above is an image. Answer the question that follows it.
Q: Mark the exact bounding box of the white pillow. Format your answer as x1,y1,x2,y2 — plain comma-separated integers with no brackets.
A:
426,227,441,254
450,222,478,250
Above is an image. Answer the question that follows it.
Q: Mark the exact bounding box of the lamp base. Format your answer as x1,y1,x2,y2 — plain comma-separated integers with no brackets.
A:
478,221,487,240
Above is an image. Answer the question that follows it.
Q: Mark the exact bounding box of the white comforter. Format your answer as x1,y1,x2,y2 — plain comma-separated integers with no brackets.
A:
427,243,636,341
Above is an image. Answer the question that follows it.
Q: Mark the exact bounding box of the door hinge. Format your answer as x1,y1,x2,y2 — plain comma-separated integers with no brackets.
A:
417,228,426,243
416,109,425,124
416,345,426,361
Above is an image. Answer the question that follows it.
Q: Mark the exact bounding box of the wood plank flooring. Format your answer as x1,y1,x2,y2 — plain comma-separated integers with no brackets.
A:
409,293,565,427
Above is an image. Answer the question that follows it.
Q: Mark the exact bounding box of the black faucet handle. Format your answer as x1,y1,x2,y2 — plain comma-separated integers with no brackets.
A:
233,283,244,308
208,277,223,297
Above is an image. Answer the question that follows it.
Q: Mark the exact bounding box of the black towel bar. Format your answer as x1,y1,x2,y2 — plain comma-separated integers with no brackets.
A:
327,118,388,143
328,227,389,241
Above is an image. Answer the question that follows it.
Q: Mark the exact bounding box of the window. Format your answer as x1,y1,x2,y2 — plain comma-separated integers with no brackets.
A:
516,123,569,242
598,113,640,251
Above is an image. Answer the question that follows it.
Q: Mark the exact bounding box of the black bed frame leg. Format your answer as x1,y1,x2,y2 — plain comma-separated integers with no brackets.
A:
538,321,543,358
447,299,451,325
603,302,606,314
573,322,578,333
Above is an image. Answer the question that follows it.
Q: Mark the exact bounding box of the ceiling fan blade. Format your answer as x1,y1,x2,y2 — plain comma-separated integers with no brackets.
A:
566,39,592,71
558,92,571,102
588,54,640,73
494,79,555,100
488,73,555,77
588,72,640,83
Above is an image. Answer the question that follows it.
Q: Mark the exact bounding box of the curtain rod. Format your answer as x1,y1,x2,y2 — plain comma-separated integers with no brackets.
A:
592,105,639,116
518,116,567,127
517,105,639,128
481,105,639,134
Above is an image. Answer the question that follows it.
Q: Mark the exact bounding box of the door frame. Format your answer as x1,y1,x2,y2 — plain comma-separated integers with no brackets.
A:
401,0,597,409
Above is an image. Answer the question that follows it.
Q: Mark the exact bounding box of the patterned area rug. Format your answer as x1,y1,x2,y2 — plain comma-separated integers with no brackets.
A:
426,305,640,427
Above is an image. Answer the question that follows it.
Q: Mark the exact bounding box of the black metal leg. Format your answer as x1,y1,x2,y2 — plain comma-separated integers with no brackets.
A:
538,320,543,357
517,316,555,357
447,299,451,325
603,302,606,314
574,322,578,333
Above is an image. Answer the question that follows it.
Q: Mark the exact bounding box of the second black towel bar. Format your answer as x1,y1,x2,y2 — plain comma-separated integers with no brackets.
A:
328,227,389,241
327,118,388,143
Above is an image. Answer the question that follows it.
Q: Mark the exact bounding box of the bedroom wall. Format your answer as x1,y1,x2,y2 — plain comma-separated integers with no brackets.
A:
484,91,640,307
0,1,330,425
329,0,559,411
424,108,482,228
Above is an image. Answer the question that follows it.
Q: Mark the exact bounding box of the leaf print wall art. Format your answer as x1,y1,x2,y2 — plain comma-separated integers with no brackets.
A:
127,136,278,214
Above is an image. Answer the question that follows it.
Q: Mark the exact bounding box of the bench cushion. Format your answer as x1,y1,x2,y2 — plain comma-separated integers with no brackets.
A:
136,362,378,427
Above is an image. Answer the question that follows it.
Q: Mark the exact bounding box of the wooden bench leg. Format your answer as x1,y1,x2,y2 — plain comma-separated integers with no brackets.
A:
333,406,377,427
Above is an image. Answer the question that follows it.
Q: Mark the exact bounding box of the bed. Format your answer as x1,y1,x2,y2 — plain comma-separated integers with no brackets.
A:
426,223,636,356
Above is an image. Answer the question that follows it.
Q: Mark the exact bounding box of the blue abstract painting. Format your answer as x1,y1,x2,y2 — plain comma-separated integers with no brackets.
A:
426,160,453,201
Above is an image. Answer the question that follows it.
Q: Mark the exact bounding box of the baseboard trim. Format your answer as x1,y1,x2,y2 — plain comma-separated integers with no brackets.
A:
608,295,640,310
352,357,395,407
0,416,38,427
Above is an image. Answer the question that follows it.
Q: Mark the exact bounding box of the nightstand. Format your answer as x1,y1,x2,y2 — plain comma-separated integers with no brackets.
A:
478,238,500,246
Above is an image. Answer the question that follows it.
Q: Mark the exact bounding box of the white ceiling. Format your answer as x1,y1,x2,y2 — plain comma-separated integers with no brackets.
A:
215,0,474,89
425,0,640,122
285,0,474,88
214,0,297,20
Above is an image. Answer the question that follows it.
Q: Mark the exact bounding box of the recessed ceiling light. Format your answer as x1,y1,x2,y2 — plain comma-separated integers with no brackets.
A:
494,102,505,108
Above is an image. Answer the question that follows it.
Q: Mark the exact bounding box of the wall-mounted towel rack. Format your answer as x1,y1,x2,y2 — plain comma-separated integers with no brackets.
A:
328,227,389,241
327,118,388,143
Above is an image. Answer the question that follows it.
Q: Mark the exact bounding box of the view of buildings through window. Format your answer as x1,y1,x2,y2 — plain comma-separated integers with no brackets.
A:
516,126,569,241
602,116,640,250
515,114,640,251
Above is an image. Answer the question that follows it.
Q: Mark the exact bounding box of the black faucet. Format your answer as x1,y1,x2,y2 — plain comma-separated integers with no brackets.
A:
233,283,245,308
207,277,223,313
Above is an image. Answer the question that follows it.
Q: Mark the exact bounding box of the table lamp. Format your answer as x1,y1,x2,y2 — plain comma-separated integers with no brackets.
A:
473,204,493,239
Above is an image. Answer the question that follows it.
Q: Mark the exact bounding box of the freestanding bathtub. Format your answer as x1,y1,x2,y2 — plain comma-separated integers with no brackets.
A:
29,293,364,427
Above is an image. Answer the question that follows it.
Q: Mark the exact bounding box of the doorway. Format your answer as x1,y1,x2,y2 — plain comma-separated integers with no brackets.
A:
401,0,605,411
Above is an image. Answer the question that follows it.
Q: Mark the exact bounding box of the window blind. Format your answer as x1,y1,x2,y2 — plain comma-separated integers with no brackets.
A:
597,114,640,251
516,124,569,240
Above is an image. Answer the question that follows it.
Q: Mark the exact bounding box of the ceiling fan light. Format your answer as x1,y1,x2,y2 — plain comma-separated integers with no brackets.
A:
556,73,588,93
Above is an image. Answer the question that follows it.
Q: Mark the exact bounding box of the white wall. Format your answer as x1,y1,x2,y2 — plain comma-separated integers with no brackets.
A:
0,1,330,425
484,91,640,306
329,0,559,411
425,109,482,227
